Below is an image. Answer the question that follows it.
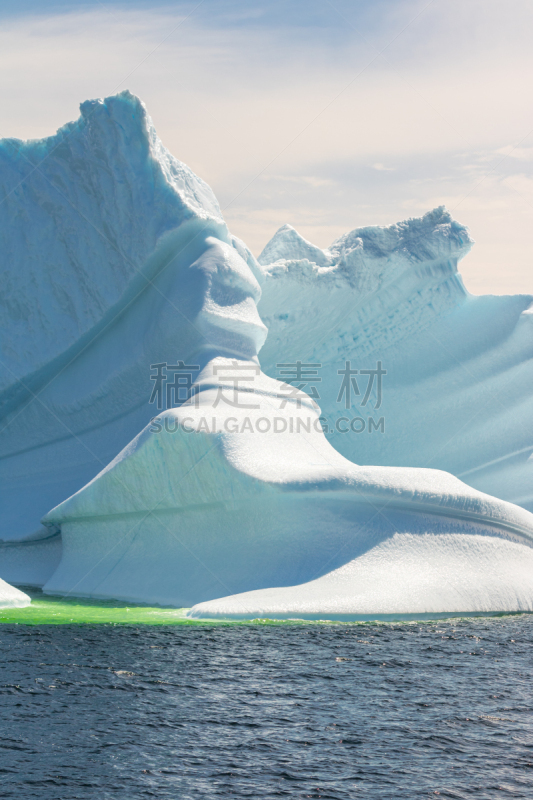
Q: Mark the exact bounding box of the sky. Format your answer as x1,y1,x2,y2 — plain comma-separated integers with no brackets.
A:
1,0,533,295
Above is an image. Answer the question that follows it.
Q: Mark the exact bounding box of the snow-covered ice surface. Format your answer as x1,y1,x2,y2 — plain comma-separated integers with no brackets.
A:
189,531,533,621
257,217,533,511
2,92,533,618
0,578,30,609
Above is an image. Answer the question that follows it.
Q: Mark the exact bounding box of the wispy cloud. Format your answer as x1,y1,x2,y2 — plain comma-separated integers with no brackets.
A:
1,1,533,294
496,145,533,162
260,174,335,187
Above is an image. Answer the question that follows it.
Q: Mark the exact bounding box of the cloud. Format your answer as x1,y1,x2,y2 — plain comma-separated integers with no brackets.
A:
259,174,335,187
1,1,533,294
496,146,533,162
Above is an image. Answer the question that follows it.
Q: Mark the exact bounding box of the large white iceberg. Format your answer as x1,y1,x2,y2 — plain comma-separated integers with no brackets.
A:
2,92,533,619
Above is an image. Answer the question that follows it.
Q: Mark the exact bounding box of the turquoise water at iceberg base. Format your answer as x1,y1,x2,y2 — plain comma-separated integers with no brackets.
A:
1,615,533,799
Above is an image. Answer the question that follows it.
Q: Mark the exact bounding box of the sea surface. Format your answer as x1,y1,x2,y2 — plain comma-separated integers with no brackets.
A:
1,617,532,799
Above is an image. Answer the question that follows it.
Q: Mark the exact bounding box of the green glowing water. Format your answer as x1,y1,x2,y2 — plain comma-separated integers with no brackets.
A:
0,589,197,625
0,589,299,626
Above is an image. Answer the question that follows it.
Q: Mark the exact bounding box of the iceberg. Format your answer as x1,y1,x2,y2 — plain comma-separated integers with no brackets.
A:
0,578,30,609
2,92,533,619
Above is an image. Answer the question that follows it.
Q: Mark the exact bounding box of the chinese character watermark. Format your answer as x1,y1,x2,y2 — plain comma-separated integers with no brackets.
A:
275,361,321,409
149,361,200,410
212,360,261,409
148,357,386,434
337,360,386,409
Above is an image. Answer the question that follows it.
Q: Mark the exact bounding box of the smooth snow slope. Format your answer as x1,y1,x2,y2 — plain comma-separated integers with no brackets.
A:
189,531,533,621
257,214,533,511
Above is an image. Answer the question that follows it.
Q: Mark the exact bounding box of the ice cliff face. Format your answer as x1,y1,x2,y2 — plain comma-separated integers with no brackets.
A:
0,91,264,545
0,91,225,406
257,216,533,512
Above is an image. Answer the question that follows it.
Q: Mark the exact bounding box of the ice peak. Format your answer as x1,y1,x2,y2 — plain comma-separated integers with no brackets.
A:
79,88,143,118
329,206,473,265
259,224,333,268
0,90,226,406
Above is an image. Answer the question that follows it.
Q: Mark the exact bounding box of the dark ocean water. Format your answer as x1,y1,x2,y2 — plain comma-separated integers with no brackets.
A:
1,617,533,800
